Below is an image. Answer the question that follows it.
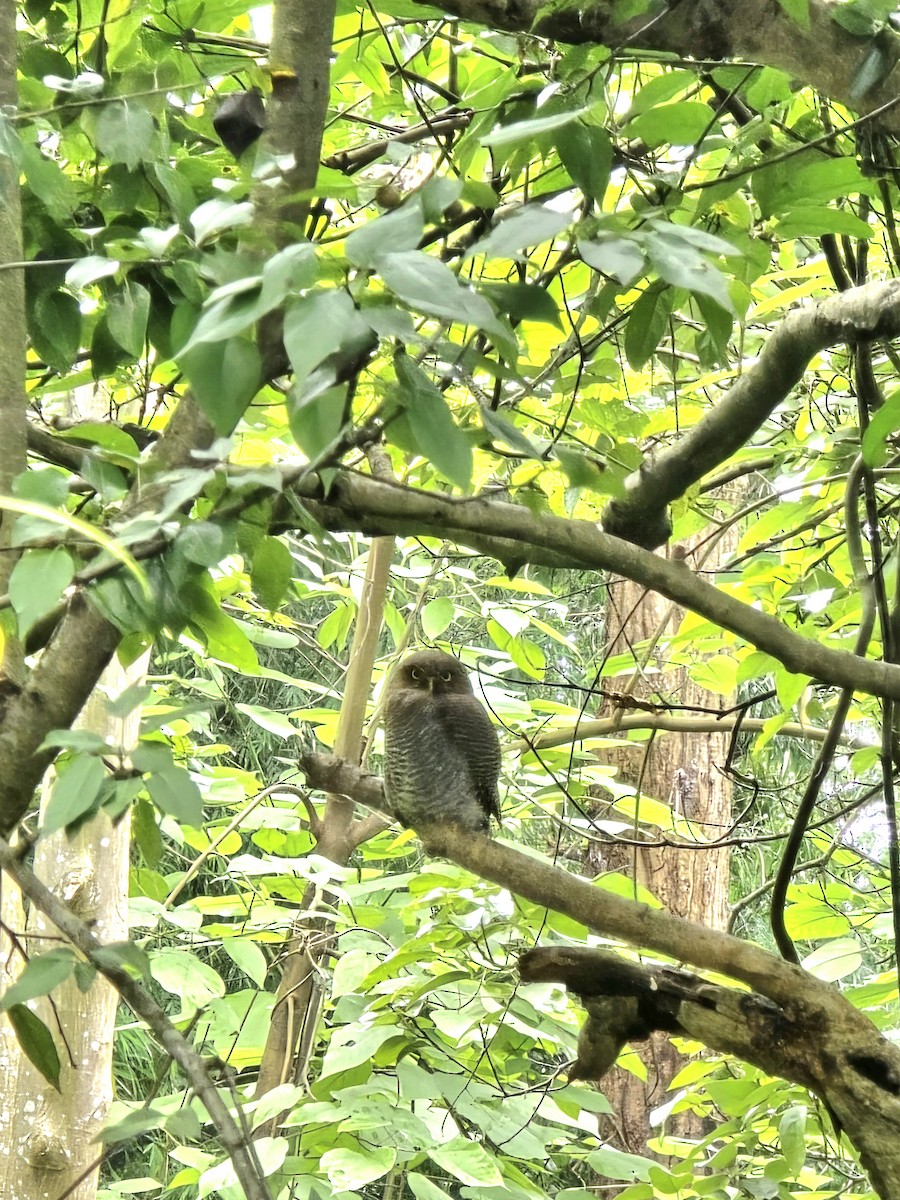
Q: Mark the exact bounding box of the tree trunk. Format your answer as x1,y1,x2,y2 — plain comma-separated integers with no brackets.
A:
0,657,147,1200
0,0,27,683
592,523,737,1155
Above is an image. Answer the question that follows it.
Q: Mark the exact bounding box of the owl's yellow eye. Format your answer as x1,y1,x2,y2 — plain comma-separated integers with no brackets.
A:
440,671,453,682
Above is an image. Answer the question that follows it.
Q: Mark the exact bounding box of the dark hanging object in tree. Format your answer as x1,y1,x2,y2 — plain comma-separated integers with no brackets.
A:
213,88,266,159
383,651,502,833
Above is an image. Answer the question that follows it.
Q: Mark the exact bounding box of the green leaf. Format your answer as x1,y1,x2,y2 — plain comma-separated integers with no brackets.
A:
6,1005,61,1090
831,0,886,35
132,801,164,868
317,600,355,650
190,198,255,244
775,0,809,26
106,280,150,356
480,282,563,327
37,729,108,754
345,204,425,267
321,1146,396,1189
862,388,900,466
8,546,75,637
431,1139,503,1186
93,100,155,170
145,763,203,826
754,156,874,219
282,289,373,385
236,703,299,739
287,383,349,460
179,337,261,436
379,251,499,332
102,1108,171,1144
801,936,864,981
688,653,738,696
579,234,646,285
509,634,546,679
481,104,594,147
221,939,268,988
624,102,714,149
0,949,77,1011
625,70,696,118
785,899,851,940
178,282,267,352
408,1173,456,1200
30,290,82,371
394,355,473,490
586,1146,655,1181
624,282,671,368
644,232,734,313
778,1104,807,1174
54,421,140,459
556,123,612,201
772,206,873,239
466,203,571,261
149,948,225,1011
176,521,228,568
43,754,107,834
480,407,544,457
92,941,151,981
252,536,294,610
184,578,259,672
421,597,455,638
21,142,77,219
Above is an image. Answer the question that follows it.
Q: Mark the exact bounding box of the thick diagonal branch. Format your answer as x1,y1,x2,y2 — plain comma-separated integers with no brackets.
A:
415,0,900,136
290,470,900,700
519,946,900,1200
602,280,900,547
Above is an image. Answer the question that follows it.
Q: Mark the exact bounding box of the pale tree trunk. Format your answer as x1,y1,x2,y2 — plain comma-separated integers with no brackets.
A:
0,0,27,677
592,519,738,1154
0,653,148,1200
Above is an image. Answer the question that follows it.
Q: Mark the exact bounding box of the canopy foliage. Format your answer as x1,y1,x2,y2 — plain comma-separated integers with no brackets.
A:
5,0,900,1196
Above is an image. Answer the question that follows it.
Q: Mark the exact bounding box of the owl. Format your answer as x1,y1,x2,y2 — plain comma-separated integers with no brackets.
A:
383,650,501,832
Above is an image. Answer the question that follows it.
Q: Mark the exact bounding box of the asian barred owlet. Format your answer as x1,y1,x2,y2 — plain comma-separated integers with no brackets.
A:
383,650,501,832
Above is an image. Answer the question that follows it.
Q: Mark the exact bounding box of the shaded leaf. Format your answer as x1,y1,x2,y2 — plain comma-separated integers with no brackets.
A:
0,949,77,1011
7,1005,61,1090
394,355,473,490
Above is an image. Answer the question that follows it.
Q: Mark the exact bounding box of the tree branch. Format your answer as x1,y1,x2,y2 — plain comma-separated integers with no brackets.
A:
290,470,900,701
513,713,872,754
602,280,900,547
518,945,900,1199
413,0,900,136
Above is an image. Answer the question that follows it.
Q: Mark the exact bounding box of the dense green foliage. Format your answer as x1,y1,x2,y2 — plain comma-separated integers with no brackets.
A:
5,0,900,1196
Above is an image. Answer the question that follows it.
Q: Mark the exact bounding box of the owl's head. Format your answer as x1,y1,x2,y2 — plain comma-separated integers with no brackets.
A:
391,651,473,695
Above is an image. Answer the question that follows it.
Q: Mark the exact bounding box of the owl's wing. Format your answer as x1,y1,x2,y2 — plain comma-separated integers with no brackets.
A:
441,694,502,823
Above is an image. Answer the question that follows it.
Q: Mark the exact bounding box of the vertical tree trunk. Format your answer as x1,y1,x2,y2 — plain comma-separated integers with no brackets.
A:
592,521,738,1154
0,0,27,679
0,655,146,1200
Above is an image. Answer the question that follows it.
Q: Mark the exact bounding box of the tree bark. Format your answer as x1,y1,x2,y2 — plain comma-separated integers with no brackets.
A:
0,0,27,686
411,0,900,137
590,518,737,1156
0,655,144,1200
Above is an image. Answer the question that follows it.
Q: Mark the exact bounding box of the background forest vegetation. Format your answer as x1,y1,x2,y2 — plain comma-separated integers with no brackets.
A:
5,0,900,1198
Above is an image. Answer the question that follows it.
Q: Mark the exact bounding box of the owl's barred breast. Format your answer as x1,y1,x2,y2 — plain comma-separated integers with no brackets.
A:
383,683,501,832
